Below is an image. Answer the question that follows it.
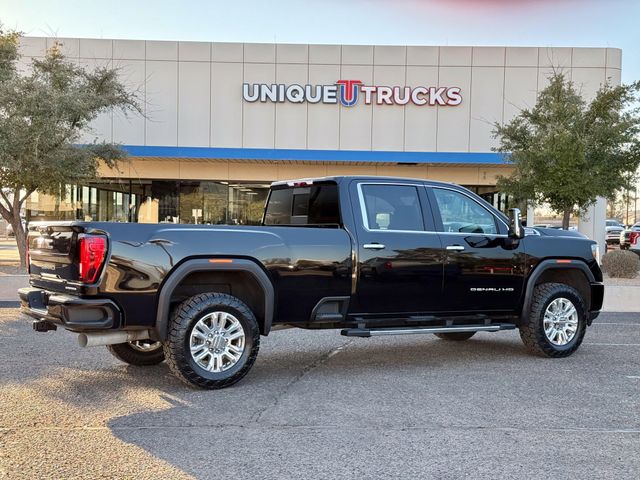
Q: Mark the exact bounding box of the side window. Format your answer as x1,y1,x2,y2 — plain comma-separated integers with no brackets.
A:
360,185,424,231
433,188,498,234
264,184,341,226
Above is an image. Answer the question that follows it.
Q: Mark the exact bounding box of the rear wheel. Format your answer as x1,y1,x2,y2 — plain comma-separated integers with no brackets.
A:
434,332,476,341
519,282,587,357
106,340,165,366
164,293,260,389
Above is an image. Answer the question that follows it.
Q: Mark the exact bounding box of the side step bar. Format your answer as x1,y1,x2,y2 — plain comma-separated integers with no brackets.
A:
341,323,516,338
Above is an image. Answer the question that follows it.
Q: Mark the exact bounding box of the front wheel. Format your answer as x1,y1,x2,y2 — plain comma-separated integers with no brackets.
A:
163,293,260,389
519,282,587,357
106,340,165,366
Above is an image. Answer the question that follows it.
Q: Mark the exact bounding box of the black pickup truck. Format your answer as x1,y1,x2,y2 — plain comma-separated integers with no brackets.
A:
20,176,604,389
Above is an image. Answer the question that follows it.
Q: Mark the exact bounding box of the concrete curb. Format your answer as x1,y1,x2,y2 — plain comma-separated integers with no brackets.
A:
601,285,640,313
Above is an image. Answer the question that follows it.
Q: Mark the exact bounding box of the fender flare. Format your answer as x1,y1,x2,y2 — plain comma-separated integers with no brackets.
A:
519,259,596,323
153,258,275,340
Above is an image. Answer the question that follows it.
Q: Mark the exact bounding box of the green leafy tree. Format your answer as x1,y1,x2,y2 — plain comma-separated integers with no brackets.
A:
493,72,640,229
0,29,139,267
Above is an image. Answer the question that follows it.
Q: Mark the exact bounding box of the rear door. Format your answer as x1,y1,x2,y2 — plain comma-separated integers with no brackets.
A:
427,186,526,313
350,181,444,315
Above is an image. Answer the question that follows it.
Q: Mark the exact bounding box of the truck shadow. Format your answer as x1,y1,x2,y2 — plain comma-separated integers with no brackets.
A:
2,312,582,478
1,320,533,416
101,335,540,479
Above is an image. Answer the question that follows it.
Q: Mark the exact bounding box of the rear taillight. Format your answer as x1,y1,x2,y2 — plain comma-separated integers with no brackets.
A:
78,235,107,283
630,232,640,246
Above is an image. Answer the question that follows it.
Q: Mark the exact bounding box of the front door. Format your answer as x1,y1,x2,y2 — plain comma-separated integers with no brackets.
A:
427,186,526,313
350,181,444,315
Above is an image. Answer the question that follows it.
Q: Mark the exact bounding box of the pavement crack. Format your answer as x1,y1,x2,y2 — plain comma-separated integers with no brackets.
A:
250,338,355,424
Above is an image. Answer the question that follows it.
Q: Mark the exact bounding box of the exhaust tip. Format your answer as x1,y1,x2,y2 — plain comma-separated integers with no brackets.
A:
78,333,88,348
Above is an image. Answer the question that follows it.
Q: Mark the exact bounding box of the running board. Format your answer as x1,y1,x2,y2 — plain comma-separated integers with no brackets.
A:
341,324,516,338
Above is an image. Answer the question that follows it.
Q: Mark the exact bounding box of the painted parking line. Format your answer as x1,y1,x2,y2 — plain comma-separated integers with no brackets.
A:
585,343,640,346
592,323,640,326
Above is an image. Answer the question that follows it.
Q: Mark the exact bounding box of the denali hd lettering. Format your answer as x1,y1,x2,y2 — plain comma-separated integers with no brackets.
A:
242,81,462,106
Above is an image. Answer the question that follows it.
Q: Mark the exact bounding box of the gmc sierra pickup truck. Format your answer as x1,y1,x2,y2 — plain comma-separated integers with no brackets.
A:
20,176,604,389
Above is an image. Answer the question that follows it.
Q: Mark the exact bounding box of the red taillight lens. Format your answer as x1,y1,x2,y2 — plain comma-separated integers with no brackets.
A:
630,232,640,246
78,235,107,283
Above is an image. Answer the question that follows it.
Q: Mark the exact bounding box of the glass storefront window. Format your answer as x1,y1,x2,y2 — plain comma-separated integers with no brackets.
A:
85,179,133,222
228,184,270,225
180,181,228,224
26,185,78,222
25,180,286,227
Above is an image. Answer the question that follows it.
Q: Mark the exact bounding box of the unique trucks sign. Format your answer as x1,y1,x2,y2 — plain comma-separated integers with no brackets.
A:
243,80,462,107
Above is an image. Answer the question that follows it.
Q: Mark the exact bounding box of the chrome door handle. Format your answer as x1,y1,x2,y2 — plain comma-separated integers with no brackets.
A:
446,245,465,251
363,243,386,250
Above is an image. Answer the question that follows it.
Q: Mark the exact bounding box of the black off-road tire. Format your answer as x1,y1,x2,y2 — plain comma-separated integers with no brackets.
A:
434,332,476,341
106,342,165,366
163,292,260,389
519,282,587,358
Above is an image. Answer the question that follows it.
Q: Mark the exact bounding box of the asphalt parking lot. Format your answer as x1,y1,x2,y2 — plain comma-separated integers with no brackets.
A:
1,309,639,479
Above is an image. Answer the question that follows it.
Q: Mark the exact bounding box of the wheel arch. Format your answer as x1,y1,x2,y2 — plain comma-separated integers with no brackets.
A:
153,258,275,340
519,259,595,324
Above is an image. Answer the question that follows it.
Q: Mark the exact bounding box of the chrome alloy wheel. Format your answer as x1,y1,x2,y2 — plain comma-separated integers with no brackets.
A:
129,340,162,352
189,311,246,372
543,297,579,346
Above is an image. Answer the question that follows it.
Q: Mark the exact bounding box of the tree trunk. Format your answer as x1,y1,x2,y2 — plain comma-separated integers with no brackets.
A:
0,190,28,270
562,208,571,230
11,216,28,269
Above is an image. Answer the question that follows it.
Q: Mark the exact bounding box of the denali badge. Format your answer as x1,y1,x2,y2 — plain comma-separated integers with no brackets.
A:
470,287,515,292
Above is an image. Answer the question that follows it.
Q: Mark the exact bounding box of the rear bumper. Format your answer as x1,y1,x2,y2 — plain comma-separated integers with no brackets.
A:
19,287,120,331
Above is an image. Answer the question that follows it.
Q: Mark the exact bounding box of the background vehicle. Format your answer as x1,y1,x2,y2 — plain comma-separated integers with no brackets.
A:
620,222,640,250
532,223,562,229
626,228,640,255
605,219,625,245
5,219,26,237
20,177,604,389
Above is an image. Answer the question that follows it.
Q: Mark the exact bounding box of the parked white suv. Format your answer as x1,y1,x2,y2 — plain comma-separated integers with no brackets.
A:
605,219,625,245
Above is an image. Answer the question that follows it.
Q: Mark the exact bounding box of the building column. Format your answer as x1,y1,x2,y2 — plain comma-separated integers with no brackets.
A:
578,197,607,254
526,204,535,227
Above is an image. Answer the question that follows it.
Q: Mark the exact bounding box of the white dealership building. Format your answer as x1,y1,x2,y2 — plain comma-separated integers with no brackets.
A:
18,37,620,246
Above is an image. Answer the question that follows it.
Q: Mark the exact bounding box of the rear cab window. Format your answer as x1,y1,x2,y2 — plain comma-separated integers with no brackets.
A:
263,182,341,226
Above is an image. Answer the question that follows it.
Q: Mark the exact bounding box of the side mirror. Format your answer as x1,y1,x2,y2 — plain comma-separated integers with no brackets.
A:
508,208,525,239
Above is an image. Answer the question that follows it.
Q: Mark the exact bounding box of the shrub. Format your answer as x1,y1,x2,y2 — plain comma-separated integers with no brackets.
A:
601,250,640,278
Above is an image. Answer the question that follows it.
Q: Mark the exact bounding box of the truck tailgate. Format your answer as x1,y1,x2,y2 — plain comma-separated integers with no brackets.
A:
28,223,81,288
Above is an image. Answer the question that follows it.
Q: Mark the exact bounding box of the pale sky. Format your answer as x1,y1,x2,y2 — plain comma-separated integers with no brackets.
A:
2,0,638,83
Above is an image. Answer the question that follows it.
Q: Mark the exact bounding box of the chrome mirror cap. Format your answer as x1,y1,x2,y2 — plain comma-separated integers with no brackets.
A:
508,208,525,239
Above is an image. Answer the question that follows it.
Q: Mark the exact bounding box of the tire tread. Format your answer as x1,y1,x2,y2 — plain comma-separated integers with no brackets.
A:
519,282,587,358
163,292,260,389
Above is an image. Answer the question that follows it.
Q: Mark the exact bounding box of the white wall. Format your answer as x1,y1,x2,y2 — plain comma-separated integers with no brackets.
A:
19,38,622,153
